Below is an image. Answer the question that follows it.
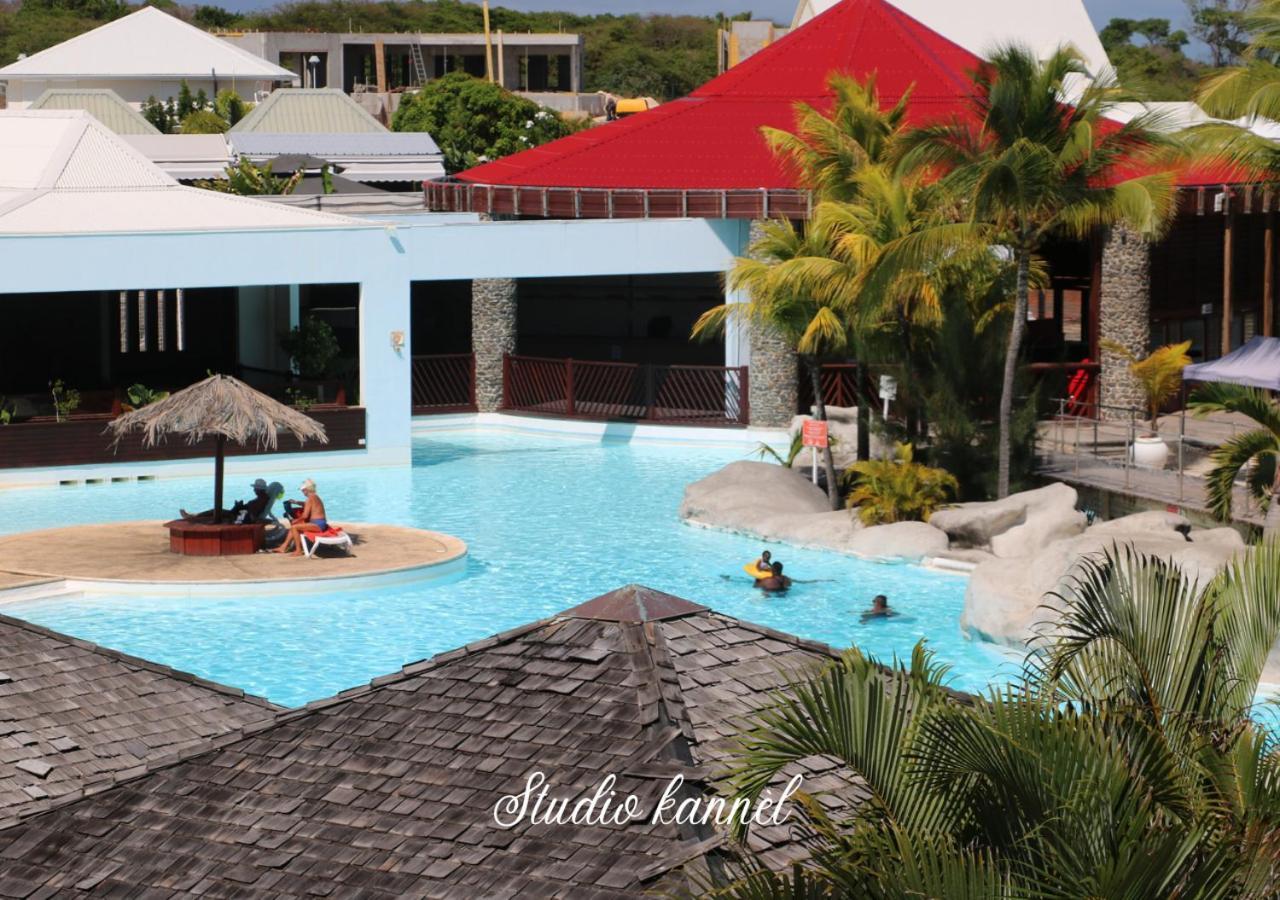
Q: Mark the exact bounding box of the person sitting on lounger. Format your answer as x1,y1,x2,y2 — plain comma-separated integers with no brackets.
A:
860,594,897,622
274,478,328,556
754,561,792,593
181,478,274,525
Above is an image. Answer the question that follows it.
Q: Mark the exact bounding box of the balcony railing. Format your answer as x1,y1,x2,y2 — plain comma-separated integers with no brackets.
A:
502,354,749,426
411,354,476,414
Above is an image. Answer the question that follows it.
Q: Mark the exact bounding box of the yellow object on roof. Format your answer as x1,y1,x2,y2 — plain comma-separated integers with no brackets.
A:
614,98,652,117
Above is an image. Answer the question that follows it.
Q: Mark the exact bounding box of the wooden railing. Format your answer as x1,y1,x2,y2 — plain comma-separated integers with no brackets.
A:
0,407,366,470
502,354,749,426
411,353,476,414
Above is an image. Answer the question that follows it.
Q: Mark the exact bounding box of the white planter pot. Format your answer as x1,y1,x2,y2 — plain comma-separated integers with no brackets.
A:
1131,435,1169,469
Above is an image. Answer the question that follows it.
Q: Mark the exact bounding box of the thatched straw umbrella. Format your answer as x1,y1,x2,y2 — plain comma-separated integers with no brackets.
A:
107,374,328,523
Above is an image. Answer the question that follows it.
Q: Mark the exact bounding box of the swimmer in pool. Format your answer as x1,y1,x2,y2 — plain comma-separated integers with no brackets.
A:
754,561,792,593
753,550,772,572
860,594,897,622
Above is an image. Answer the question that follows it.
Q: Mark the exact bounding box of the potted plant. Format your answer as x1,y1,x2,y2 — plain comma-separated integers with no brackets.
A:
1103,340,1192,469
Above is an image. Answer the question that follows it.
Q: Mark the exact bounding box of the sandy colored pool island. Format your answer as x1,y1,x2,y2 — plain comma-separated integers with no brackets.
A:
0,521,467,591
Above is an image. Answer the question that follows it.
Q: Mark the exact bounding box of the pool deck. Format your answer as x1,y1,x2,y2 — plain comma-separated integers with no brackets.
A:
0,521,467,586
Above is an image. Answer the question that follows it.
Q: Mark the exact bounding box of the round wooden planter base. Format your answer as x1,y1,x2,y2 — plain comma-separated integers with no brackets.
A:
164,520,265,556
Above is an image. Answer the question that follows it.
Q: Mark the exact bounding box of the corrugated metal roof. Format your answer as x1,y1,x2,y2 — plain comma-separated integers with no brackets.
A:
28,89,161,135
122,134,234,180
0,110,374,234
456,0,981,191
0,7,296,81
228,131,441,156
228,131,445,182
797,0,1112,77
230,89,387,134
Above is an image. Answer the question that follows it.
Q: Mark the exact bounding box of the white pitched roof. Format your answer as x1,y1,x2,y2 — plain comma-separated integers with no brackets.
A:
0,111,371,235
0,7,296,81
793,0,1112,77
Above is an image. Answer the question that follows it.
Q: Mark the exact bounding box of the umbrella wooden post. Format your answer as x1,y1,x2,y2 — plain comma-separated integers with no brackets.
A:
213,435,226,525
107,374,327,554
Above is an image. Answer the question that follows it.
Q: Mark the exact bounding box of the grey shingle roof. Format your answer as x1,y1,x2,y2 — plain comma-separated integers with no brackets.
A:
230,88,387,134
0,586,862,896
0,613,278,828
28,88,161,135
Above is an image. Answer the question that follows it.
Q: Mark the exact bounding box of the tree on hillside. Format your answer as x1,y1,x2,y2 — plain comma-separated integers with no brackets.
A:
896,46,1180,499
193,5,242,29
391,71,581,174
1187,0,1254,65
1100,17,1206,99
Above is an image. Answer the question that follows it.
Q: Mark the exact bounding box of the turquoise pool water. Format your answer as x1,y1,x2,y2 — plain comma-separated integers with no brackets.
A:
0,431,1017,706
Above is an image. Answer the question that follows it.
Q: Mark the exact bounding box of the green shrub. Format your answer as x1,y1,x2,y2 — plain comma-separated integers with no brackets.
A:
50,379,80,422
214,89,245,126
124,383,168,409
392,71,580,174
280,317,340,379
179,109,228,134
843,442,957,525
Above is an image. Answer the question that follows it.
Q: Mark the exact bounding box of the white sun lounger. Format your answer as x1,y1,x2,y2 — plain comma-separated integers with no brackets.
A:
300,528,353,558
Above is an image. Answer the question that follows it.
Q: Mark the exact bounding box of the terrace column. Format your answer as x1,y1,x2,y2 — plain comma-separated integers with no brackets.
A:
360,273,413,464
1098,224,1151,419
472,277,517,413
742,220,798,428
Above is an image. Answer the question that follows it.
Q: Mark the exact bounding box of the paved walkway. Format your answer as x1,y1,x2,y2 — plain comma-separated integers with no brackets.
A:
1038,453,1263,526
0,521,466,585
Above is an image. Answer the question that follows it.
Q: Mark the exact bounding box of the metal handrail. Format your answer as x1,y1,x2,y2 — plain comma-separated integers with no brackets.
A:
1041,397,1253,510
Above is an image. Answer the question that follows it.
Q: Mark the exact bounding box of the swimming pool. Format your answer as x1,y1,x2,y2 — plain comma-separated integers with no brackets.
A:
0,430,1018,706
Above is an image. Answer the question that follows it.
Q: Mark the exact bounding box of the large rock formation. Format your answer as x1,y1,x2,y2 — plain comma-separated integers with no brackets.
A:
679,461,948,560
961,510,1246,647
929,482,1086,556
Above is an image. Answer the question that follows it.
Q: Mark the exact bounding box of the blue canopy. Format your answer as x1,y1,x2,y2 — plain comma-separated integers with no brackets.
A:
1183,335,1280,391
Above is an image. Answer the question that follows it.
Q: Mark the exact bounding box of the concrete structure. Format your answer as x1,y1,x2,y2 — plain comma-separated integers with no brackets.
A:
221,29,583,96
1098,226,1151,414
0,7,297,106
0,109,748,485
471,278,517,413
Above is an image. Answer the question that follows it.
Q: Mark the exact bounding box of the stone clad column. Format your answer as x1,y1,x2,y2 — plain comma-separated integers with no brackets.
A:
742,220,799,428
472,278,517,413
1098,225,1151,417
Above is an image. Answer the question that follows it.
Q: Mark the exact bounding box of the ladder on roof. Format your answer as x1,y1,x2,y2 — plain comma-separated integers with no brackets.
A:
409,39,428,88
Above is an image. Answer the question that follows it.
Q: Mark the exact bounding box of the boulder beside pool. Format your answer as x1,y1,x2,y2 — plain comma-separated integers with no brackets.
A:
960,510,1247,647
679,460,830,534
928,482,1084,556
678,460,948,561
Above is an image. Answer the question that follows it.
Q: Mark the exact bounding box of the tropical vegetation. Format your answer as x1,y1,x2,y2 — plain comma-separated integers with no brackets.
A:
197,158,301,196
1103,340,1193,433
1191,383,1280,537
706,542,1280,897
842,443,957,525
392,72,583,174
694,214,855,509
894,46,1179,498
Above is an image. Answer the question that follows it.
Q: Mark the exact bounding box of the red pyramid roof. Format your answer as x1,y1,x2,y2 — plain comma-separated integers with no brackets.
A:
454,0,983,191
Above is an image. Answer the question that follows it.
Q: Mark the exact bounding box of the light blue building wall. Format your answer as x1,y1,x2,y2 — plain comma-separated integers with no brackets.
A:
0,215,749,473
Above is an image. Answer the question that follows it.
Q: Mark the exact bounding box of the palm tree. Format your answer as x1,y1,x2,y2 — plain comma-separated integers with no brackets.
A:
815,165,978,445
1197,0,1280,167
1191,382,1280,537
896,45,1179,498
704,543,1280,897
694,217,854,508
763,72,911,204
